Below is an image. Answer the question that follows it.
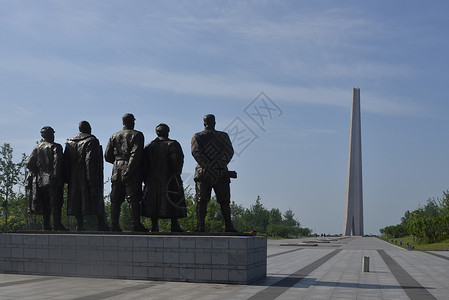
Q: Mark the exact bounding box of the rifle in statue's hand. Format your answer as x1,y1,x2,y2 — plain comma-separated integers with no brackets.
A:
223,170,237,179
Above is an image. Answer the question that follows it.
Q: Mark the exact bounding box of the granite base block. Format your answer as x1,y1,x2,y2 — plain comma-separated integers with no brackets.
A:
0,233,266,284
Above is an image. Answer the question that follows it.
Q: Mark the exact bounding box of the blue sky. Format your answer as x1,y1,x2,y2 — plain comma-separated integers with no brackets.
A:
1,0,449,234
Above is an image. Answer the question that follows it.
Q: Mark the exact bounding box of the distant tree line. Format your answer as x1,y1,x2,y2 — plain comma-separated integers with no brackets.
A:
0,143,311,237
131,193,310,237
380,191,449,243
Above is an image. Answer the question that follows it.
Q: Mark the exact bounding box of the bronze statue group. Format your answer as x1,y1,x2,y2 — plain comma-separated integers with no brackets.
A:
25,113,238,233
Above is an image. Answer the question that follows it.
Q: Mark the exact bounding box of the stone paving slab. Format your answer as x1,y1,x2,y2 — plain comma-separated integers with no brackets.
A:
0,236,448,299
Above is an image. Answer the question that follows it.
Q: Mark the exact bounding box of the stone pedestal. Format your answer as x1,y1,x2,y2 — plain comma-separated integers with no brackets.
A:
0,233,266,284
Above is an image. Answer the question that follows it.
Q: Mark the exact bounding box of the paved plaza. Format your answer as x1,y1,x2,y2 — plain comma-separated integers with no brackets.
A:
0,236,448,299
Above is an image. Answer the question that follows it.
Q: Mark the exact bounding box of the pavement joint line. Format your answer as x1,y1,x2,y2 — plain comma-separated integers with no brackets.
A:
267,248,304,259
70,283,159,300
378,250,437,300
0,276,57,288
247,249,341,300
423,251,449,261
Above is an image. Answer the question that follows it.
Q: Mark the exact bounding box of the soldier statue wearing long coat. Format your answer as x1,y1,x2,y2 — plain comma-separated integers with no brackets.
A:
25,126,68,231
64,121,108,231
105,113,147,232
141,123,186,232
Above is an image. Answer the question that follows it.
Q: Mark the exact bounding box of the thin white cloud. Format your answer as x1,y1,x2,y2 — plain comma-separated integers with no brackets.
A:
0,104,40,126
0,55,420,117
1,1,108,38
0,2,423,118
298,129,339,137
113,64,420,116
312,62,414,79
163,5,377,43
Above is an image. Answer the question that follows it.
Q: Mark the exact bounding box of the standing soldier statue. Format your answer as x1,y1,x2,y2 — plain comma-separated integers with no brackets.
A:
141,123,187,232
105,113,147,232
25,126,68,231
191,114,238,232
64,121,109,231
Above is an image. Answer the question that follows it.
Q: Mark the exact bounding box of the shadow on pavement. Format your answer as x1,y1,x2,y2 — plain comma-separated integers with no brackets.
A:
251,276,434,290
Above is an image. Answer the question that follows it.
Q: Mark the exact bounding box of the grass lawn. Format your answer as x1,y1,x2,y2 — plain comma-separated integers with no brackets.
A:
379,236,449,251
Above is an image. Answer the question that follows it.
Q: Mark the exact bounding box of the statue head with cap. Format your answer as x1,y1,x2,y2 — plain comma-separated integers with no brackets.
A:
40,126,55,143
203,114,215,130
78,121,92,134
155,123,170,138
122,113,135,130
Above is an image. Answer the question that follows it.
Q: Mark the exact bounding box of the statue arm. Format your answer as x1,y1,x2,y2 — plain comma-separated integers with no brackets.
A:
26,148,39,174
85,139,100,183
222,132,234,165
125,132,144,180
191,135,207,167
170,141,184,174
104,136,115,164
97,145,104,195
53,144,64,182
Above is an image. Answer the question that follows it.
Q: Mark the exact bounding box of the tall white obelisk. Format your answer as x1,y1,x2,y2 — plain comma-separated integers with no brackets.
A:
343,88,364,236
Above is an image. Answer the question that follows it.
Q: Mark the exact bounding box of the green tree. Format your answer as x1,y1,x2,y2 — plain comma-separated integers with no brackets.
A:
248,196,269,233
230,201,249,232
267,224,290,238
269,208,283,226
119,202,133,231
380,224,407,238
104,198,111,226
230,201,245,224
392,196,448,243
7,192,28,230
0,144,26,232
422,198,440,218
283,208,300,228
298,227,312,236
205,196,225,232
439,191,449,217
401,210,411,226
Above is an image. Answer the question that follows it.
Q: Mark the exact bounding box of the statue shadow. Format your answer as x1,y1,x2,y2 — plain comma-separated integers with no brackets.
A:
251,275,434,290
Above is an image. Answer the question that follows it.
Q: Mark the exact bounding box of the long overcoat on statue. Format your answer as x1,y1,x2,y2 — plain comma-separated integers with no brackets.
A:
64,133,105,216
25,141,64,214
141,137,187,219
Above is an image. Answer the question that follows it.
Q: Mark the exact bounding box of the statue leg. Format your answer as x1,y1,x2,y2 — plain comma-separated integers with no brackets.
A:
171,218,183,232
151,217,159,232
220,203,237,233
127,182,147,232
41,188,52,230
130,200,147,232
96,214,109,231
196,203,207,232
215,183,237,233
110,182,124,232
195,181,210,232
42,213,52,230
42,210,52,231
110,203,122,231
51,186,68,231
75,215,86,231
